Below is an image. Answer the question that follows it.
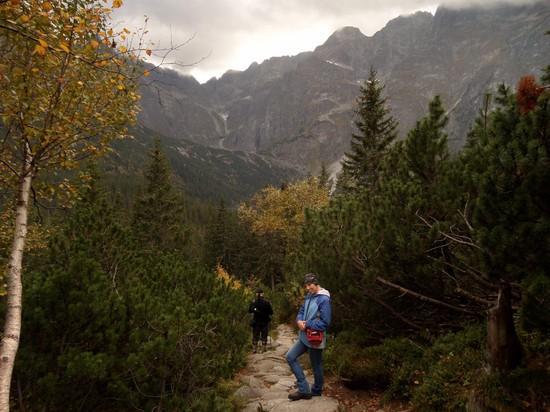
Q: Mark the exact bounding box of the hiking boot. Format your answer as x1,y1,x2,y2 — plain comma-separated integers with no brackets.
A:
311,391,322,397
288,391,312,401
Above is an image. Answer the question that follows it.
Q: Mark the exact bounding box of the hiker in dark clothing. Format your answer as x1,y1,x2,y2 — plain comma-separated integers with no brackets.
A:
248,289,273,353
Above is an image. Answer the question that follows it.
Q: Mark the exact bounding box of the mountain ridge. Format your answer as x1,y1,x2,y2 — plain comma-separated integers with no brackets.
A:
137,2,550,175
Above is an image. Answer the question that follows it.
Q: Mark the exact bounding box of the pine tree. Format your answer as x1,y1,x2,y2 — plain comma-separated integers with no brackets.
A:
341,68,398,191
405,95,449,188
465,83,550,287
133,139,187,251
18,172,132,410
204,199,230,268
17,173,250,410
464,79,550,370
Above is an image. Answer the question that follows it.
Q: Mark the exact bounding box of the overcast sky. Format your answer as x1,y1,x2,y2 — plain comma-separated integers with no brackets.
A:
113,0,540,83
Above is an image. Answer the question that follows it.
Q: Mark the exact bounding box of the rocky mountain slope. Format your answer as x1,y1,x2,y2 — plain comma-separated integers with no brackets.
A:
138,2,550,175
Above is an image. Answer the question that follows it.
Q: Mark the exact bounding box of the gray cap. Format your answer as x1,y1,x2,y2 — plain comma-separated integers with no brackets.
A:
303,273,319,285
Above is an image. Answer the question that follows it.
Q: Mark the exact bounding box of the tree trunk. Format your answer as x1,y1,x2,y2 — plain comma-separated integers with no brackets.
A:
0,159,32,412
487,284,522,374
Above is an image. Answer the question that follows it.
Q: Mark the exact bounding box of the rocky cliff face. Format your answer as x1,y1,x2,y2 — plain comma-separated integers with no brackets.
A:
138,2,550,174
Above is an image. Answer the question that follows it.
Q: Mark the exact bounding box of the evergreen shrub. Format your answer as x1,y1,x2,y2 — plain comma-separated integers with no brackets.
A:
13,174,249,410
410,325,485,411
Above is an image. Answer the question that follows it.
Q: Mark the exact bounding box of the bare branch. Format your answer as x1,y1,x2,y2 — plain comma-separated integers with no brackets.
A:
0,159,19,177
459,197,474,231
415,210,484,251
376,276,482,316
362,288,422,330
30,186,44,224
430,256,497,290
454,286,492,306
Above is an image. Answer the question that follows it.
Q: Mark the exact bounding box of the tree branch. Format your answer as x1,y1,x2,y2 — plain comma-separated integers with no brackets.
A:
362,288,422,330
415,210,484,251
30,186,44,224
0,159,19,177
375,276,481,316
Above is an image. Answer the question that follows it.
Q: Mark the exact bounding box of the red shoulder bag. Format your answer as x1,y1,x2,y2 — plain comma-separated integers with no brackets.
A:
306,328,324,346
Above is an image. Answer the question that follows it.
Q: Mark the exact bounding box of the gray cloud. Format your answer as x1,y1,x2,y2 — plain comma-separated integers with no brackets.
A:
112,0,541,82
440,0,539,8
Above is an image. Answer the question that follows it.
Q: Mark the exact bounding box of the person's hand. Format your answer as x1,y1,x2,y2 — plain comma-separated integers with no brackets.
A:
297,320,306,331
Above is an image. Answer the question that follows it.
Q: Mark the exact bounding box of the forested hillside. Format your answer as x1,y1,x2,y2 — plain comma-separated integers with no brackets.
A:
102,125,301,206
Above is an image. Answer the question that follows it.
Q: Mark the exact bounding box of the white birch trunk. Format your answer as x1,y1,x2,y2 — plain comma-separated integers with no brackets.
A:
0,158,33,412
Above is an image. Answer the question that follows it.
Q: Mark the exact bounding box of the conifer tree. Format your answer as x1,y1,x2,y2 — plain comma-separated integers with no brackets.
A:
133,139,187,251
18,173,250,410
341,68,398,191
405,96,449,187
204,199,230,268
463,79,550,371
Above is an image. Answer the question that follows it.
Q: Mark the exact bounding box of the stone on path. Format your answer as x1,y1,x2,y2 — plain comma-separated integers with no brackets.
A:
234,324,341,412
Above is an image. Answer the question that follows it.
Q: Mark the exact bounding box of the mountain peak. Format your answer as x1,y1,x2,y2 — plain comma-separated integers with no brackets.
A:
382,10,433,32
323,26,366,46
137,3,549,173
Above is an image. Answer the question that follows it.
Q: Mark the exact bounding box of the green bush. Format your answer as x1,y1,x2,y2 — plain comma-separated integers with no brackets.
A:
468,362,550,412
521,273,550,338
326,324,485,410
13,181,249,411
328,323,549,411
326,330,424,392
410,325,485,411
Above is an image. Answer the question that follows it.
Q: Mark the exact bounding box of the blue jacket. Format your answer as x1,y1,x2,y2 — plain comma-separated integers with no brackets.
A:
296,287,331,349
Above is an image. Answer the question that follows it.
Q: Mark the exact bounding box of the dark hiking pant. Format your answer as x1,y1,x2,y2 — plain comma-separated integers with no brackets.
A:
252,323,269,345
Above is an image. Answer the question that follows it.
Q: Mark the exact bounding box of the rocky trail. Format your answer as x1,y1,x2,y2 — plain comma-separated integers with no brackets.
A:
234,324,341,412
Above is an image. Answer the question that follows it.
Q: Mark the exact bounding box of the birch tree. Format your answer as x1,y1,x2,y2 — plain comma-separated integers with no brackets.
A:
0,1,144,408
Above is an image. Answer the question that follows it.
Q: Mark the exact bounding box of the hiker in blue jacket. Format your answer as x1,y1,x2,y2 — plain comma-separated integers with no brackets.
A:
286,273,332,401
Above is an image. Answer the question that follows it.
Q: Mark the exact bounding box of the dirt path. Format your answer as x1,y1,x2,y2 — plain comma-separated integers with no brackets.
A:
234,324,341,412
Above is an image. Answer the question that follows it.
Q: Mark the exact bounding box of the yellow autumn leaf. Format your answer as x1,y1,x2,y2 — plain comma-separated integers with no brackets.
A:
42,2,53,11
59,42,70,53
112,0,123,8
143,70,150,77
119,46,127,53
90,39,99,49
34,45,47,56
38,38,48,48
19,15,30,23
